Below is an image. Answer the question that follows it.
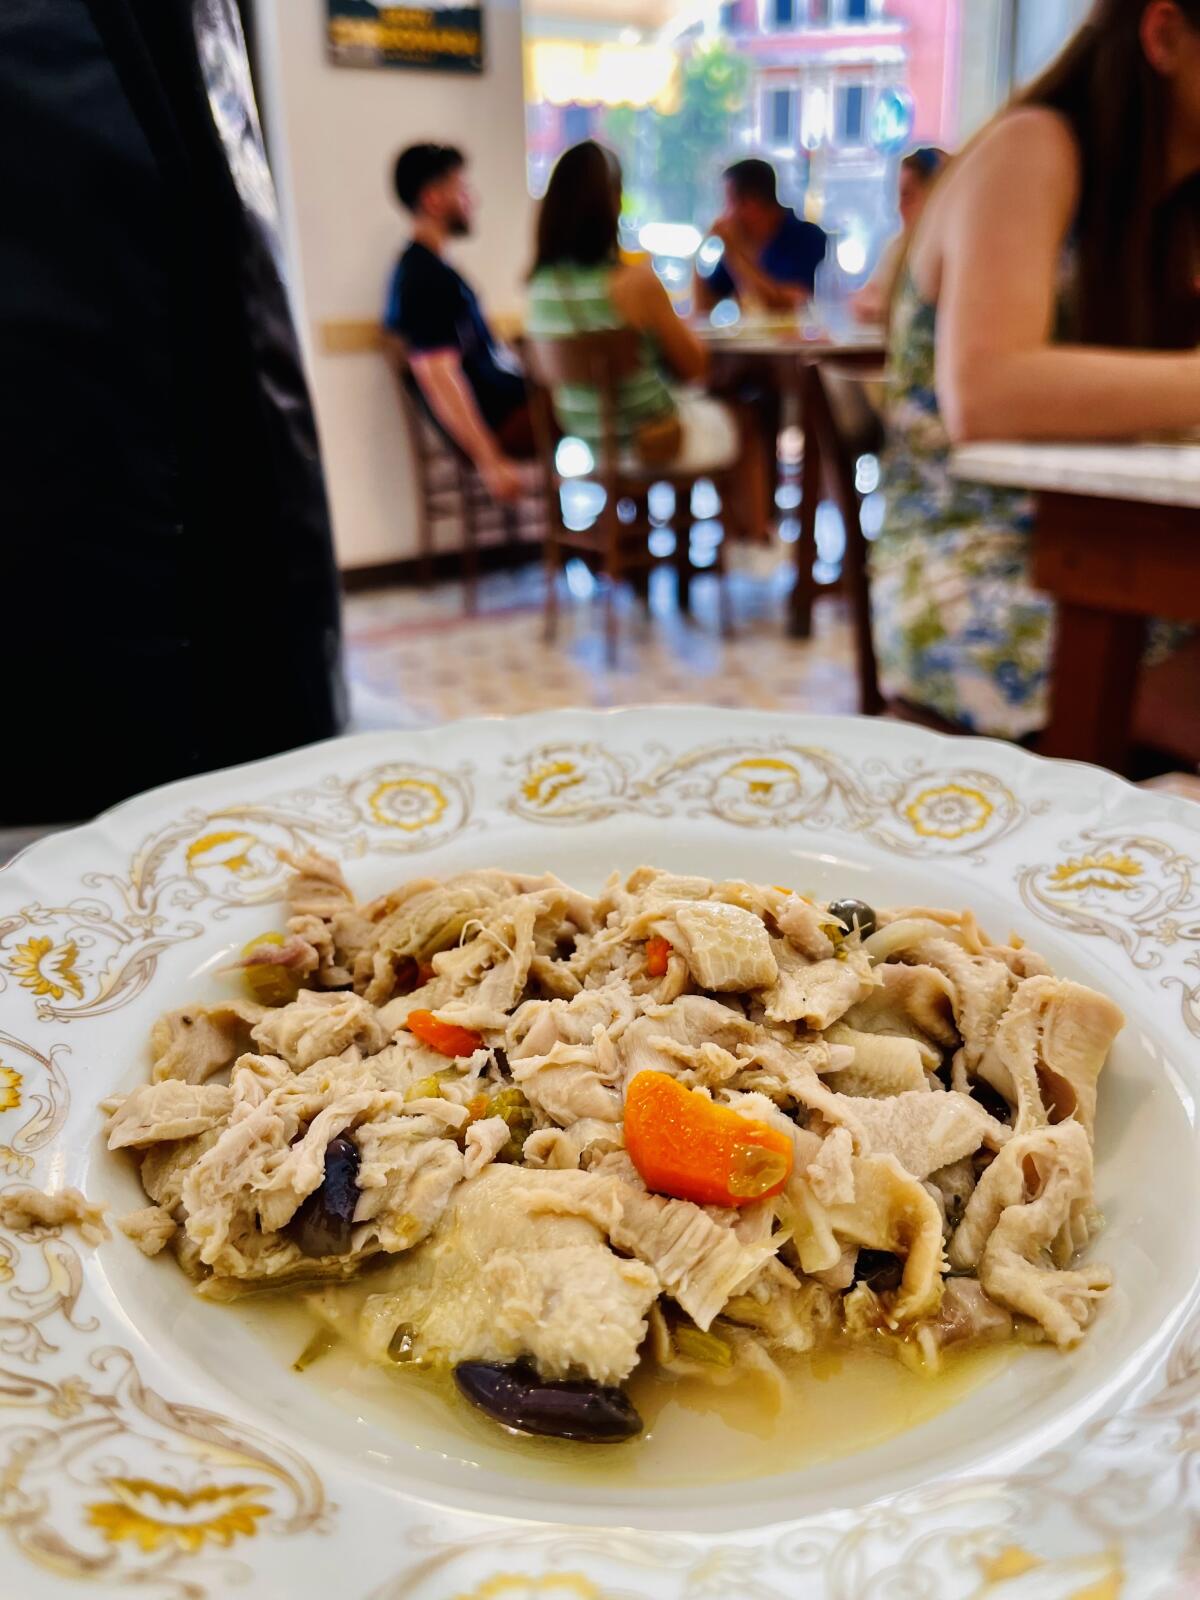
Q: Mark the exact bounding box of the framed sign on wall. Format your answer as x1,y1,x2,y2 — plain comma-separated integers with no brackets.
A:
327,2,484,74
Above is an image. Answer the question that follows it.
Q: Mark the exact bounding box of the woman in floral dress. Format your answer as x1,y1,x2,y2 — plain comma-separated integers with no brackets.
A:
872,0,1200,739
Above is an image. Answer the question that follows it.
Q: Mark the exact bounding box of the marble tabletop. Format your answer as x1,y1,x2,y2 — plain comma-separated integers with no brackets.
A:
950,439,1200,509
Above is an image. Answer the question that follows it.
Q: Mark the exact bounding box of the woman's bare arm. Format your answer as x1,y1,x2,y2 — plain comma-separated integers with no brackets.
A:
933,108,1200,443
612,264,708,383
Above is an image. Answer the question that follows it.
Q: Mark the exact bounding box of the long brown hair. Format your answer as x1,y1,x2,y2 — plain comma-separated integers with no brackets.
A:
531,141,622,275
1018,0,1200,348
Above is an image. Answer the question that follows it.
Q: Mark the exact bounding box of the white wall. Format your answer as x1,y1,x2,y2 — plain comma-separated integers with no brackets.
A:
254,0,532,569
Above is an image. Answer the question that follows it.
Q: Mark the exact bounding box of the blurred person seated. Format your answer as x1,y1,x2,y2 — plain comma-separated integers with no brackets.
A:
526,140,740,477
851,147,948,326
873,0,1200,742
385,143,531,504
695,157,827,313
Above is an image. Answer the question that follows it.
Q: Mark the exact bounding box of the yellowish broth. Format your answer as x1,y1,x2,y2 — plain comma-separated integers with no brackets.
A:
230,1292,1014,1488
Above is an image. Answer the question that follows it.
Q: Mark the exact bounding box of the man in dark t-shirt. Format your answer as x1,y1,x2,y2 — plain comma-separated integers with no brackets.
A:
384,144,530,503
696,157,827,310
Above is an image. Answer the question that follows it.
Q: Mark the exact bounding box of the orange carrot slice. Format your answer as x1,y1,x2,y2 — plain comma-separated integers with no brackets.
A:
624,1070,794,1209
406,1010,483,1058
645,936,672,978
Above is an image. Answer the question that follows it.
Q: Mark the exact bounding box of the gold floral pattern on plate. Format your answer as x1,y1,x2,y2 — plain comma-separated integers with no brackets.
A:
0,1344,327,1591
903,782,994,841
0,1116,328,1596
506,739,1032,859
0,759,472,1024
1018,829,1200,968
86,1477,273,1554
8,935,85,1003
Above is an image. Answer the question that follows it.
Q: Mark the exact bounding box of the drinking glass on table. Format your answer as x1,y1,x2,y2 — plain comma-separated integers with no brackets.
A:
810,251,853,342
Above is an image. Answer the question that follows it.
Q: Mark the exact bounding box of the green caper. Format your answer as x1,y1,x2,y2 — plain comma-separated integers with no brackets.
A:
826,898,877,940
488,1086,535,1162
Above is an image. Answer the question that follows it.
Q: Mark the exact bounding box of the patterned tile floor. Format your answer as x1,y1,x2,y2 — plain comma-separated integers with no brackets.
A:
5,548,1197,866
0,547,855,866
345,544,858,729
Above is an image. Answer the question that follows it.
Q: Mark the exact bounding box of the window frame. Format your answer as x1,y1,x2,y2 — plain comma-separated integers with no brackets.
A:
762,0,799,32
835,81,868,145
763,84,799,148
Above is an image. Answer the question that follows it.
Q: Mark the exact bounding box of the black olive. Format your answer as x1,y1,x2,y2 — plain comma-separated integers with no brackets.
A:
454,1361,643,1443
970,1078,1013,1124
827,898,877,940
391,955,421,995
852,1249,904,1293
286,1136,360,1257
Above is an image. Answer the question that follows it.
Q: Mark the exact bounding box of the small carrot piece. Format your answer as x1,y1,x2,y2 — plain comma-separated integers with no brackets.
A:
645,936,672,978
624,1071,794,1209
406,1010,483,1058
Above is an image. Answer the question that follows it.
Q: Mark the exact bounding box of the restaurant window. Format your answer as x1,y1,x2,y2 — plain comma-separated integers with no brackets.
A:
836,83,866,144
766,87,798,147
520,0,1089,293
562,103,593,145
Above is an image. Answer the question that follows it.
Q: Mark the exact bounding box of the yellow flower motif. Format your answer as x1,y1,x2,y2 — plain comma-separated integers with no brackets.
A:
521,761,585,807
86,1478,271,1554
1048,853,1143,894
8,937,85,1003
48,1377,92,1420
0,1145,34,1179
905,784,994,841
185,830,259,875
457,1578,600,1600
975,1543,1123,1597
724,757,802,804
0,1257,13,1285
369,777,448,832
0,1067,22,1114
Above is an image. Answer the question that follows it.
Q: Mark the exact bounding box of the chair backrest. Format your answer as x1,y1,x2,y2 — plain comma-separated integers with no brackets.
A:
524,328,645,486
381,330,457,471
524,327,644,391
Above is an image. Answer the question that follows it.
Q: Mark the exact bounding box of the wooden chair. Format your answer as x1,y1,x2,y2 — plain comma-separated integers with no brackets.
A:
382,333,541,613
524,329,736,666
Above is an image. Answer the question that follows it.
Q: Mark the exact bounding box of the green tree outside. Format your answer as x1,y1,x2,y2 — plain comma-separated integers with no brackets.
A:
603,39,750,229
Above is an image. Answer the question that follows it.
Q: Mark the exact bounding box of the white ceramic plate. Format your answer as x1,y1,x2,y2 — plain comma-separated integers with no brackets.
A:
1,708,1197,1600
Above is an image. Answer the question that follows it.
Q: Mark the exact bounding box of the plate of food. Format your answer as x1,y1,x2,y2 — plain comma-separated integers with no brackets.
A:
0,707,1196,1600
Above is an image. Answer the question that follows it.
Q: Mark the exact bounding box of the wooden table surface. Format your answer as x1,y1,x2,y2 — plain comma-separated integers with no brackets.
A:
695,319,886,363
952,441,1200,773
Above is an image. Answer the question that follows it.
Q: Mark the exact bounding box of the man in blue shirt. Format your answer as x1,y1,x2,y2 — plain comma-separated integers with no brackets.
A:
696,158,827,311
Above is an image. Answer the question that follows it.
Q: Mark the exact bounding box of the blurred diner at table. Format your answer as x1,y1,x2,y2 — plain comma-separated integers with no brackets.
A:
384,143,533,505
872,0,1200,740
694,157,828,314
851,147,948,328
527,140,741,478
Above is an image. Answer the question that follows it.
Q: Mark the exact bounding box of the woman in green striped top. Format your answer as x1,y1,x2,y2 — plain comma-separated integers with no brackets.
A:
527,141,739,473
